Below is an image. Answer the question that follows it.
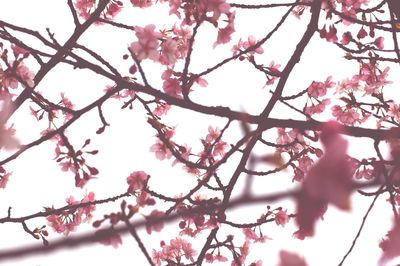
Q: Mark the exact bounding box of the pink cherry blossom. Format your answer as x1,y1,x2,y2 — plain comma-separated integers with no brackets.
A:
136,191,155,207
202,0,230,22
216,23,235,45
331,105,360,125
166,0,182,18
130,24,162,61
153,102,171,116
47,193,96,235
152,237,197,265
305,98,331,115
243,228,268,243
2,61,34,89
215,11,235,46
243,36,264,55
103,1,122,19
47,210,80,235
205,253,228,263
336,76,360,93
127,171,149,193
307,76,335,99
16,62,35,88
205,126,221,143
213,141,228,157
160,38,179,65
276,128,293,145
232,35,264,56
307,81,327,98
388,102,400,123
150,139,172,160
79,192,96,222
130,0,152,8
275,210,289,226
0,166,10,189
162,78,182,97
11,44,28,57
74,0,96,19
171,25,192,55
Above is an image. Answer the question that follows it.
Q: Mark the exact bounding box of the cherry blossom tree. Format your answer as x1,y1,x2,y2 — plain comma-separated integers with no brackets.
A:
1,0,400,265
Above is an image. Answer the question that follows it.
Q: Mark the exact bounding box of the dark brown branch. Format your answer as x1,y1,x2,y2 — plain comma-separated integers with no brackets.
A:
7,0,111,122
0,192,129,224
123,219,155,266
0,85,124,166
67,0,80,27
229,1,311,9
194,1,296,78
0,179,381,262
181,22,201,99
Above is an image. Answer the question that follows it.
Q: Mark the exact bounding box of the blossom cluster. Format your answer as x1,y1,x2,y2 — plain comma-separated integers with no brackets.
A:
46,192,96,235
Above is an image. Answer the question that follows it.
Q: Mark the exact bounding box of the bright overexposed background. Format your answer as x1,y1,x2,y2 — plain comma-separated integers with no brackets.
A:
0,1,399,265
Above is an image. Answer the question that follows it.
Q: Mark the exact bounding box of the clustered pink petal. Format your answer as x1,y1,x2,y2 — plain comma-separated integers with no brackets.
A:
152,237,197,265
331,105,360,125
160,38,180,65
127,171,149,193
130,24,162,61
103,1,123,19
213,141,228,157
387,102,400,124
232,35,264,56
305,99,331,116
74,0,96,19
47,192,96,235
0,166,11,189
215,11,235,46
150,139,173,160
162,78,182,97
130,0,152,8
11,44,29,57
205,253,228,263
243,228,268,243
2,61,34,89
153,102,171,116
275,209,289,226
307,76,334,98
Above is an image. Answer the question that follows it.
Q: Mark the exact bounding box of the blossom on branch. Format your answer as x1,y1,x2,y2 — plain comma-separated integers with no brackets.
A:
130,24,162,61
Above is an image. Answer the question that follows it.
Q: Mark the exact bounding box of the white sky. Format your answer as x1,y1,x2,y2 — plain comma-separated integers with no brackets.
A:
0,0,399,265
